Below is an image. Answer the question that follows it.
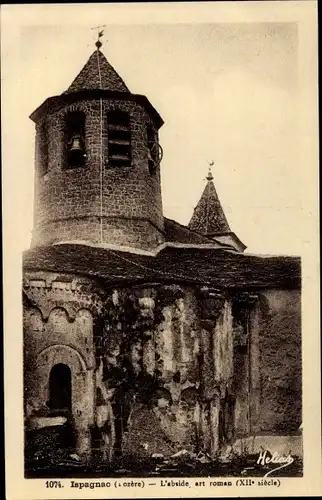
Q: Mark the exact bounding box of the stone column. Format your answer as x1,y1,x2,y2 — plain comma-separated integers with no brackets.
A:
197,287,225,457
233,293,259,434
75,426,92,459
74,368,95,461
248,295,260,433
210,393,221,456
155,285,185,380
138,296,155,375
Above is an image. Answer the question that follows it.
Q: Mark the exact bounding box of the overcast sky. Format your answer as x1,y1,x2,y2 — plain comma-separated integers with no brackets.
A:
1,3,317,256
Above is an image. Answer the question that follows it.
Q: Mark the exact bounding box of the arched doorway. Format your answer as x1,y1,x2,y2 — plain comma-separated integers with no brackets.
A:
47,363,72,412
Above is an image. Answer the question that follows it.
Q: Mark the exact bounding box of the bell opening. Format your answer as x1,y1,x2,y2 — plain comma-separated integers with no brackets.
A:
65,111,86,169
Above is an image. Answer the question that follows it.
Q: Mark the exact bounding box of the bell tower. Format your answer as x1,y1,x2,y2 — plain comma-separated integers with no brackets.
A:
30,40,165,251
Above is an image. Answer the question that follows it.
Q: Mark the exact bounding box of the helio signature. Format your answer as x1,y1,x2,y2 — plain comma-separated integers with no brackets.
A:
257,449,294,476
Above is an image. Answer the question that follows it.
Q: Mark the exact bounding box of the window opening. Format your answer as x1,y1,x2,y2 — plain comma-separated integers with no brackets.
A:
47,363,72,413
65,111,86,168
107,110,131,168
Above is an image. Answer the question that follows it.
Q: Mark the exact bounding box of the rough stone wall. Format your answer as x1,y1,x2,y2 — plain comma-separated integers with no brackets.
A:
23,271,301,461
232,344,249,437
32,98,164,250
230,294,259,440
93,285,203,457
213,300,234,391
23,271,106,457
34,217,163,251
94,285,237,459
253,289,301,435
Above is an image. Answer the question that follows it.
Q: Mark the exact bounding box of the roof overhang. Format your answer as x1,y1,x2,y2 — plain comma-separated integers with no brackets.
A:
23,243,301,290
29,89,164,129
211,231,247,253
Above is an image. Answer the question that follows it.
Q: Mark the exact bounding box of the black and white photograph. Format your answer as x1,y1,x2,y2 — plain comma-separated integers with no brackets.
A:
2,2,320,499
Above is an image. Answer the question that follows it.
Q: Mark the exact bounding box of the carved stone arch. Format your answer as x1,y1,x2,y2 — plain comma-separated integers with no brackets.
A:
78,301,101,318
23,290,37,309
46,305,75,322
53,102,85,128
75,307,93,320
37,343,87,372
24,305,45,332
62,102,87,117
24,303,44,320
33,343,95,457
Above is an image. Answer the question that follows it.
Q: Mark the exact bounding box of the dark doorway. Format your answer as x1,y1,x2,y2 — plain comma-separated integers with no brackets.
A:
47,363,72,412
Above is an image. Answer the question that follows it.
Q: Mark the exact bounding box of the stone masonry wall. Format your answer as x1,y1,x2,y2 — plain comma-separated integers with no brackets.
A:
23,270,301,461
23,271,107,457
94,285,239,459
32,98,164,250
34,217,164,251
253,289,302,435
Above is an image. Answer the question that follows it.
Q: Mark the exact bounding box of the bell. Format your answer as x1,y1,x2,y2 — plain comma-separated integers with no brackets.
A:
69,134,83,152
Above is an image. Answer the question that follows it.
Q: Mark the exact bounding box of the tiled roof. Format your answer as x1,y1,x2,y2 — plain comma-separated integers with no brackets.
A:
65,49,130,94
188,176,231,236
23,244,301,290
164,217,229,246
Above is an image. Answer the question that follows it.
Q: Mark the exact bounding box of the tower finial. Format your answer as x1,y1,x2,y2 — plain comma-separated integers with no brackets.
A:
91,24,106,50
206,160,214,181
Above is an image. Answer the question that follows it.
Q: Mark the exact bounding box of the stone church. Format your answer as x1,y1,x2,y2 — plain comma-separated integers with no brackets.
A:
23,40,302,466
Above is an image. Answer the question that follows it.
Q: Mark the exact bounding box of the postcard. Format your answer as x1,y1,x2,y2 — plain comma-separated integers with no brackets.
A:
2,1,321,499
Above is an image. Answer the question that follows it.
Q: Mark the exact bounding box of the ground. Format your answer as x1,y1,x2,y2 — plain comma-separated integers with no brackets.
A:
25,451,303,478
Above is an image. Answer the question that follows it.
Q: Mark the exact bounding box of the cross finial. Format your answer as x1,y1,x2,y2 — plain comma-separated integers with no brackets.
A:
91,24,106,49
206,161,214,181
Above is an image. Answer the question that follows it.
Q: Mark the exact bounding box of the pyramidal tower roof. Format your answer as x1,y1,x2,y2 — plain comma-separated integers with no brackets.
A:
188,169,231,236
188,168,246,252
65,48,130,94
30,42,163,128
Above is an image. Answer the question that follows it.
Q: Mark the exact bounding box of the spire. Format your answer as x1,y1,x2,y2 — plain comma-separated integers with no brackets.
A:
65,48,130,94
188,166,231,236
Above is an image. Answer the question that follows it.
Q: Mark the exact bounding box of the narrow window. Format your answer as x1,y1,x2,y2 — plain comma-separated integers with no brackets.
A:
65,111,86,169
47,363,72,412
107,110,131,168
39,121,48,176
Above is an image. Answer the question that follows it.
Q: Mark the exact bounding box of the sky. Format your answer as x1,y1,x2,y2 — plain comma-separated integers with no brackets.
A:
1,3,318,256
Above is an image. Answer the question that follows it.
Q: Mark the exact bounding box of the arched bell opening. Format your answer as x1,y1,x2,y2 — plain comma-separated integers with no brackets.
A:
65,111,86,169
47,363,72,414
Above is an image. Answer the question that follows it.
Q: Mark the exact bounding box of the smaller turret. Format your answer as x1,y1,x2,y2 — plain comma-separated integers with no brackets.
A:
188,167,246,252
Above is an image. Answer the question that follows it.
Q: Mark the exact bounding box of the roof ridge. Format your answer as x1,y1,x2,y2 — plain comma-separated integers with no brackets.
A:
164,216,235,247
165,216,211,236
